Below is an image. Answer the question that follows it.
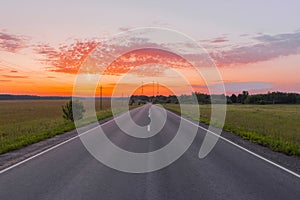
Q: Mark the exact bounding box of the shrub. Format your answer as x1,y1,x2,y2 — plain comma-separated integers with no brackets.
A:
62,100,85,121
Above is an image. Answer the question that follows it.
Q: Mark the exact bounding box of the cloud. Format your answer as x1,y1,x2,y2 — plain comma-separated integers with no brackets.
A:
35,36,194,76
192,82,273,94
211,31,300,66
2,75,28,78
10,70,18,73
118,27,133,32
216,82,273,94
222,82,273,93
0,31,28,52
103,48,192,76
34,30,300,75
272,82,300,93
210,37,228,43
239,34,249,37
35,40,101,74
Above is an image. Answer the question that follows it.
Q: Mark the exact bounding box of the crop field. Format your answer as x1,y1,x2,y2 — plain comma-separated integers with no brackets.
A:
0,100,113,154
164,104,300,156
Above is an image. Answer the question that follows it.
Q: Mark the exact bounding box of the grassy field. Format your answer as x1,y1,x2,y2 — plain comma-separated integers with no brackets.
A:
164,104,300,156
0,100,114,154
1,101,300,156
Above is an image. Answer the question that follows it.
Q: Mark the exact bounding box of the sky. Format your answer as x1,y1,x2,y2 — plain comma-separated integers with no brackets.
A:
0,0,300,96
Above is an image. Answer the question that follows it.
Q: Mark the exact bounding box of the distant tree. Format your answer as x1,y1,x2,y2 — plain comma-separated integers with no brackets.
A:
237,91,249,104
226,96,232,104
297,95,300,104
194,92,211,104
62,100,85,121
230,94,237,103
152,98,158,104
128,98,135,106
124,92,300,105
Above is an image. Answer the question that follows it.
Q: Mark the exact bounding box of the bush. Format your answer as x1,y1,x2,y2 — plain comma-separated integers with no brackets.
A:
62,100,85,121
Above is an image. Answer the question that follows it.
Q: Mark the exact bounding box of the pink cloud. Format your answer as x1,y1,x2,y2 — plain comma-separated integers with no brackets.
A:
0,31,28,52
211,32,300,66
35,40,101,74
34,30,300,74
210,37,228,43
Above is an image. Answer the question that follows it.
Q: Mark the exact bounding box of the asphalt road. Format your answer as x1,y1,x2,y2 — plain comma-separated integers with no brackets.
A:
0,104,299,200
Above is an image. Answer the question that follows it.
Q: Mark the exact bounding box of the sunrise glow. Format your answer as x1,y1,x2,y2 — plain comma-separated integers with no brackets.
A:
1,1,300,96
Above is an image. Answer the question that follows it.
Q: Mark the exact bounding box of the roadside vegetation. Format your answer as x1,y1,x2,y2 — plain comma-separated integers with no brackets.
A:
62,100,86,122
1,92,300,157
164,104,300,156
130,91,300,156
0,100,113,154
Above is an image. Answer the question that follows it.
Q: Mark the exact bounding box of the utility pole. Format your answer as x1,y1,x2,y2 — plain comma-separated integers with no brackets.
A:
157,82,159,95
141,81,144,95
100,85,103,110
152,81,154,97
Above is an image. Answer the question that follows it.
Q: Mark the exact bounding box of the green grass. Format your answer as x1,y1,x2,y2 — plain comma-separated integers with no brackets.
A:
164,104,300,156
2,100,299,157
0,100,127,154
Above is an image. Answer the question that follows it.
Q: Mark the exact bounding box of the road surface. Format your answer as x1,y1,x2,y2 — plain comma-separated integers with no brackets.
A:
0,104,299,199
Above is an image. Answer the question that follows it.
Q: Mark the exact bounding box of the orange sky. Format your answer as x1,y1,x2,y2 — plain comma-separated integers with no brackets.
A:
1,47,300,96
1,32,300,96
1,1,300,96
1,46,207,96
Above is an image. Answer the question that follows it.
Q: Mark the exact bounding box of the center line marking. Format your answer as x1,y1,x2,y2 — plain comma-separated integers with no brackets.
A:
147,125,150,132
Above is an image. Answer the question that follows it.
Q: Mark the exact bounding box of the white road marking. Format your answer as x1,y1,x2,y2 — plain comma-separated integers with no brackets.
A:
148,107,151,131
1,104,299,179
147,125,150,132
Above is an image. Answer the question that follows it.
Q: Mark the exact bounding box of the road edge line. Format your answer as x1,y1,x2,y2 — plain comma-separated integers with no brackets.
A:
164,107,300,179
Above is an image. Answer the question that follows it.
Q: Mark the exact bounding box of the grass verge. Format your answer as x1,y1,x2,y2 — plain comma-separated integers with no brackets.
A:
0,100,137,154
163,104,300,156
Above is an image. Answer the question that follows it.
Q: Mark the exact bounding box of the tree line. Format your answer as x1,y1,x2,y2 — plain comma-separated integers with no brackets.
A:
130,91,300,105
229,91,300,104
196,91,300,104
